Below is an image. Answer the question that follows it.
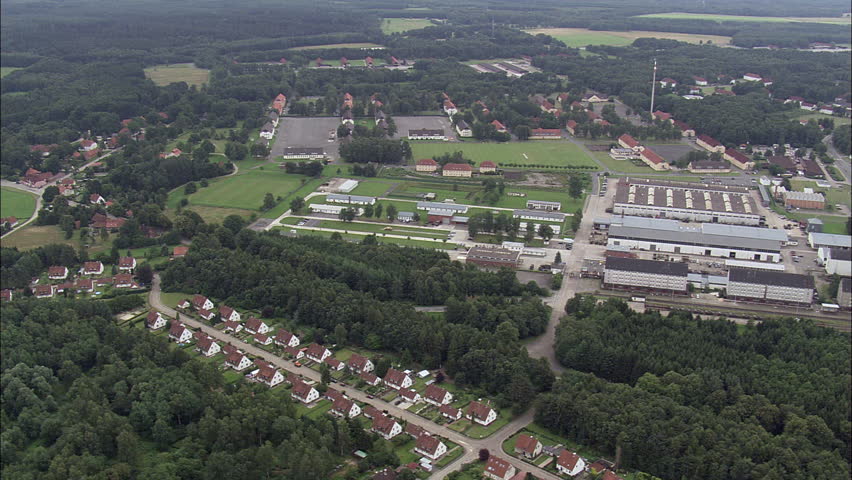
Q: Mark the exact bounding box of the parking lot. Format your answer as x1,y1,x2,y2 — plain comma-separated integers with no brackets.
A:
390,116,455,140
270,117,341,160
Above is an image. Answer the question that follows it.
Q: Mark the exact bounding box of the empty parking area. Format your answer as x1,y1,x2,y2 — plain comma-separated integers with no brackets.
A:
391,116,455,140
271,117,341,159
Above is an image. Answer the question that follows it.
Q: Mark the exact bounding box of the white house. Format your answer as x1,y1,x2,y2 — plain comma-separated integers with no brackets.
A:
556,450,587,477
466,401,497,426
347,353,373,373
48,266,68,280
484,456,516,480
198,309,215,321
82,261,104,275
218,305,241,323
415,435,447,460
291,380,320,404
196,336,221,357
305,343,332,363
222,320,243,333
399,388,421,403
424,384,453,406
514,434,543,459
226,351,252,371
371,415,402,440
118,257,136,272
383,368,413,390
439,404,462,421
742,73,762,82
192,294,214,311
168,323,193,344
274,329,301,348
146,311,167,330
455,120,472,138
331,397,362,418
254,333,272,346
244,317,269,335
256,365,285,387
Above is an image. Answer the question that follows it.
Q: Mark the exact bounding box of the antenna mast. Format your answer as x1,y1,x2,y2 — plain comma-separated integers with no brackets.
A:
650,58,657,115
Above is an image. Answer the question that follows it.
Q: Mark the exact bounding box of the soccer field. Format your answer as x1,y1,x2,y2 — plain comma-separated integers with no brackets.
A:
0,187,36,219
410,141,599,168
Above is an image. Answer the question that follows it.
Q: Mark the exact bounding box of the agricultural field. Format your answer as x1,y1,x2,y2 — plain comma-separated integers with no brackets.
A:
381,18,435,34
525,27,731,47
1,224,114,253
796,113,852,126
0,187,37,219
635,12,852,24
291,42,386,51
410,141,599,168
0,67,22,78
144,63,210,87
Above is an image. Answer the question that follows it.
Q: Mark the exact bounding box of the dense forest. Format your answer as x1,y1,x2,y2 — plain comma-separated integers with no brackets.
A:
161,232,555,403
542,295,851,480
0,299,360,479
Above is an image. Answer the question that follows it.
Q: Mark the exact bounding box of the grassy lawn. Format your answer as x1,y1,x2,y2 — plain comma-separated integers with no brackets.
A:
276,227,458,250
349,180,398,196
465,415,510,439
591,151,654,173
290,42,386,50
1,224,115,253
144,63,210,87
157,292,194,310
315,220,450,240
262,177,326,219
173,205,255,224
411,141,599,168
790,180,851,209
1,187,37,219
0,67,22,78
635,12,851,24
525,27,731,47
797,113,852,126
381,18,434,34
169,170,311,212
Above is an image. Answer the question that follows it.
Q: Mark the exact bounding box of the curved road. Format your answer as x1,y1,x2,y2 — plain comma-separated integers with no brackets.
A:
149,275,560,479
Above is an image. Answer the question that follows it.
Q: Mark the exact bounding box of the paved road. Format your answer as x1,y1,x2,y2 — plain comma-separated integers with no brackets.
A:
148,275,562,479
822,134,851,183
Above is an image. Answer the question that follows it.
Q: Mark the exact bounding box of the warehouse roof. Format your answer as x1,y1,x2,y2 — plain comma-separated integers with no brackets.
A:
416,202,468,213
784,191,825,202
327,193,375,203
608,216,786,252
728,267,814,289
810,232,852,248
512,209,566,221
605,256,688,276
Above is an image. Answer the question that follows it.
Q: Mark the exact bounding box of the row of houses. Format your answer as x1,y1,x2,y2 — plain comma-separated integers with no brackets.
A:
615,134,670,171
414,158,497,177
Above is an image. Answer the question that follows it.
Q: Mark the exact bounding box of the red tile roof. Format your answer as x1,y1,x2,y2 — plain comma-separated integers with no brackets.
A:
424,384,449,403
384,368,409,386
347,353,371,371
48,266,67,277
415,434,443,456
484,456,514,478
641,148,666,165
439,404,461,418
515,434,540,455
291,379,314,399
530,128,561,136
173,246,189,257
371,415,398,435
118,256,135,268
618,134,639,148
725,148,750,164
697,134,721,147
442,163,472,171
416,158,438,166
557,450,582,471
480,161,496,168
466,401,494,422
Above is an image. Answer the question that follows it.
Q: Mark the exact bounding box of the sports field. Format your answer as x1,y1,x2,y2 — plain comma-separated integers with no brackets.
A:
0,67,22,78
410,141,599,168
168,169,308,213
525,28,731,47
635,13,851,24
291,43,386,51
144,63,210,87
381,18,434,34
1,187,37,219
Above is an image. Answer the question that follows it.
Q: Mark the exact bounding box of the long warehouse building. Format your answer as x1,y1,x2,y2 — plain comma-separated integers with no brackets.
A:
607,216,787,262
612,178,764,226
726,267,815,305
603,256,688,294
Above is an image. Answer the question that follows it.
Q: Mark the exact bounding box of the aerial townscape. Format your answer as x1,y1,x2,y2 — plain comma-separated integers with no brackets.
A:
2,0,852,479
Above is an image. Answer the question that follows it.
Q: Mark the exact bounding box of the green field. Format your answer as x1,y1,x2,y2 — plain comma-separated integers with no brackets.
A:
144,63,210,87
410,141,599,168
525,27,731,47
1,224,114,253
314,219,449,240
591,151,654,173
635,12,851,24
381,18,435,34
1,187,37,219
291,42,386,50
0,67,22,78
168,169,312,215
349,180,397,196
797,113,852,126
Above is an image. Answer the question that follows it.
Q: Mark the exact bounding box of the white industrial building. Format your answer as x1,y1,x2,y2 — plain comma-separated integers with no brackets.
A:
326,193,376,205
416,202,468,216
607,216,786,262
809,232,852,250
526,200,562,211
512,209,566,223
612,178,763,226
818,247,852,277
281,147,325,159
726,267,814,305
603,256,689,293
520,222,561,236
408,129,447,140
337,179,359,193
309,204,364,216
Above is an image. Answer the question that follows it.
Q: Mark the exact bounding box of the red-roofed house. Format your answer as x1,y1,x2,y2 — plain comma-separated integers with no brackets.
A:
363,406,382,419
274,329,300,348
424,384,453,406
118,257,136,271
114,274,133,288
442,100,457,116
305,343,331,363
90,193,107,205
347,353,373,373
325,357,345,371
82,261,104,275
640,148,669,171
146,311,167,330
291,380,319,404
196,336,221,357
34,284,55,299
192,294,214,310
371,415,402,440
331,397,361,418
76,278,94,293
618,134,643,152
480,161,497,174
172,246,189,258
514,434,542,459
383,368,413,390
222,320,242,334
466,401,497,426
1,289,13,302
80,139,98,151
169,323,192,344
556,450,587,477
2,217,19,228
743,73,762,82
653,111,673,124
360,372,381,386
415,158,439,173
254,333,272,346
284,346,305,359
244,317,269,335
226,351,252,371
697,134,725,153
723,148,755,170
256,364,284,387
529,128,562,140
491,120,507,133
365,56,374,67
442,163,473,178
673,120,695,137
48,266,69,280
659,77,677,88
439,404,462,421
399,388,421,403
415,435,448,461
198,308,215,321
484,456,516,480
566,120,578,135
693,76,708,86
218,305,241,323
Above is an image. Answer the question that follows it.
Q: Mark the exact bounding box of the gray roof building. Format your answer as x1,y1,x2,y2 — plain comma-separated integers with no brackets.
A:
327,193,376,205
513,209,566,222
605,256,688,276
809,232,852,249
416,202,468,213
608,216,786,253
728,268,815,289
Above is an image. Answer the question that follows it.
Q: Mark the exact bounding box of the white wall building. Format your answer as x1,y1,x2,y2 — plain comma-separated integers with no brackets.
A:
727,267,814,305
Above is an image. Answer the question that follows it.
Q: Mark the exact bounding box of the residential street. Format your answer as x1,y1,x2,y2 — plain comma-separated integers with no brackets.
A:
148,275,562,480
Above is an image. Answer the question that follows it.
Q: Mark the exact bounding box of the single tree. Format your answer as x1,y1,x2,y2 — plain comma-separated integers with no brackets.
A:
538,224,554,241
478,449,490,462
290,196,305,213
386,204,398,221
262,193,276,211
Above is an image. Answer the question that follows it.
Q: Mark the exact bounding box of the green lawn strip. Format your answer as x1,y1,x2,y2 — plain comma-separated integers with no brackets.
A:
435,441,464,468
796,113,852,126
634,12,851,24
382,391,398,402
157,292,194,309
350,180,400,196
316,220,448,239
261,177,326,219
410,141,599,168
790,180,851,210
464,414,509,439
0,67,23,78
1,224,114,253
0,187,37,219
278,226,458,249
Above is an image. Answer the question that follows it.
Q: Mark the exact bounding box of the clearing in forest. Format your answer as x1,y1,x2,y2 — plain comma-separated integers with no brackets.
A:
525,28,731,47
635,12,851,25
144,63,210,87
381,18,434,34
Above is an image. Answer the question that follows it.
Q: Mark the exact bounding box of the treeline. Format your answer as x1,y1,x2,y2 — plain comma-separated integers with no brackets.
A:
160,232,554,402
339,137,410,164
548,296,850,478
0,299,355,479
0,244,78,289
444,295,550,338
834,125,851,155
